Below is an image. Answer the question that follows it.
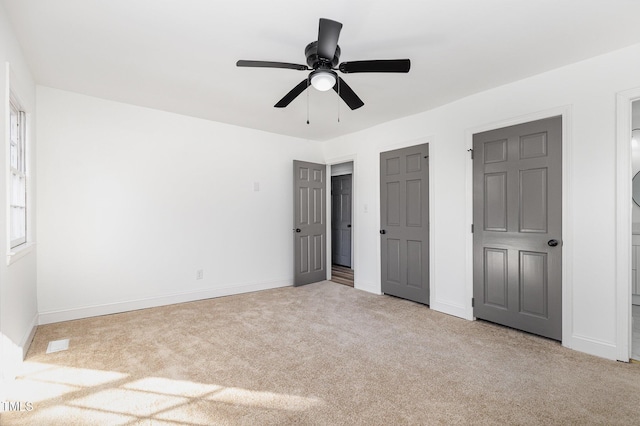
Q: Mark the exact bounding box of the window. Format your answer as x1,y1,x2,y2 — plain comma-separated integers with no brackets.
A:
9,99,26,248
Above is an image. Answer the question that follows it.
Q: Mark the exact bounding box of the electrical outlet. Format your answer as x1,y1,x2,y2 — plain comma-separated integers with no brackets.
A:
196,269,204,280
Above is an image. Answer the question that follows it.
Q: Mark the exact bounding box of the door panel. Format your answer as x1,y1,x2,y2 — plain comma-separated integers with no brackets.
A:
313,187,323,223
380,144,430,304
519,168,547,232
519,251,547,317
406,180,423,226
294,160,326,286
407,240,423,288
473,116,562,340
484,248,508,309
386,181,401,225
386,239,401,284
331,174,352,267
484,173,507,231
484,139,507,163
299,236,309,273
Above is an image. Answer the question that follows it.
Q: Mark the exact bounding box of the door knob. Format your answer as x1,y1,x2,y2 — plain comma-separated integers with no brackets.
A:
295,228,301,233
547,239,559,247
380,230,386,234
347,224,352,228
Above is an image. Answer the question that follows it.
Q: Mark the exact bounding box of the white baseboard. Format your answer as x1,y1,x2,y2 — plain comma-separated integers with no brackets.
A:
357,284,470,321
430,299,468,320
354,280,381,295
20,314,38,359
38,279,292,325
566,334,618,361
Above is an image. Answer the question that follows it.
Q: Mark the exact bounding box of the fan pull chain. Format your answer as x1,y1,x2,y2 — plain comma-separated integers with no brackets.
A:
306,80,310,125
337,77,341,123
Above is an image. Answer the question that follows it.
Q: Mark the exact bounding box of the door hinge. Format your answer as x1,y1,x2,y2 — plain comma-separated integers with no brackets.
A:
471,224,474,233
472,297,475,307
467,148,474,159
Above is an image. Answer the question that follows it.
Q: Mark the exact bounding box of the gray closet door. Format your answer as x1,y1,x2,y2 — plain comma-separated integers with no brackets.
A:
331,174,352,267
380,144,430,305
294,160,326,286
473,116,562,340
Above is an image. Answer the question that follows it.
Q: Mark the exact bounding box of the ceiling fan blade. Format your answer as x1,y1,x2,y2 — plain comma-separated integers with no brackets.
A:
237,60,309,71
317,18,342,60
274,79,309,108
339,59,411,74
333,77,364,110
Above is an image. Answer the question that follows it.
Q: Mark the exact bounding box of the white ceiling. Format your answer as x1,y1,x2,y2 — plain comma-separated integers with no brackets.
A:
3,0,640,141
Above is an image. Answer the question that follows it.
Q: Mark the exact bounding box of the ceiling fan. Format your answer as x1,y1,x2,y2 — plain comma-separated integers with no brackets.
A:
236,18,411,110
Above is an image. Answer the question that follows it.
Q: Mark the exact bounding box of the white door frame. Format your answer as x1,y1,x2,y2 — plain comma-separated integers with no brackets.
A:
615,88,640,362
464,106,574,348
325,155,357,285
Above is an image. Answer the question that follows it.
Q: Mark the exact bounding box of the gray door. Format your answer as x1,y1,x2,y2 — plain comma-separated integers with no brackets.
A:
294,160,326,286
380,144,430,304
332,174,352,267
473,116,562,340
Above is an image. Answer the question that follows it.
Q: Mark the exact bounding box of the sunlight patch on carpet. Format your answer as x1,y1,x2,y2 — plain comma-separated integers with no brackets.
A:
124,377,223,397
11,362,130,404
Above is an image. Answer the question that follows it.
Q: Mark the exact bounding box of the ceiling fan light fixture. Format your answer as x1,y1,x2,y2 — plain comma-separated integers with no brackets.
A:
310,69,336,91
236,18,409,110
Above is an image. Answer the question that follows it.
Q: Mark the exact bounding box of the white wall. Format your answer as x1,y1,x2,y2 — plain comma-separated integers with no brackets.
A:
323,42,640,360
36,87,323,323
0,3,37,384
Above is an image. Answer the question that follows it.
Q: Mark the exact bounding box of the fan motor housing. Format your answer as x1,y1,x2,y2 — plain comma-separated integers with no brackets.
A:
305,41,341,69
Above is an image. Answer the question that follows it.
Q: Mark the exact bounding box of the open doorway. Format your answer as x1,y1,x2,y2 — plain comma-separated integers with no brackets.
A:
631,100,640,360
330,162,354,287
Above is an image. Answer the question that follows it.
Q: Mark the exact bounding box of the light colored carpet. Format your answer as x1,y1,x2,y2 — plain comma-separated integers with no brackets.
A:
4,281,640,425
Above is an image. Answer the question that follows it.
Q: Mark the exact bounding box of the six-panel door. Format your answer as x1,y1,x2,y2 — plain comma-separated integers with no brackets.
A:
293,160,327,286
473,116,562,340
380,144,430,305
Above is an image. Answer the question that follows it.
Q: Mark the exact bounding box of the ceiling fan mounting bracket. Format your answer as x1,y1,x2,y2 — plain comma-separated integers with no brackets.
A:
305,41,341,69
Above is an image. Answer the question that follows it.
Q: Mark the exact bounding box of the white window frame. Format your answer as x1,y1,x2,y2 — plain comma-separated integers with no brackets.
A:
9,98,27,249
